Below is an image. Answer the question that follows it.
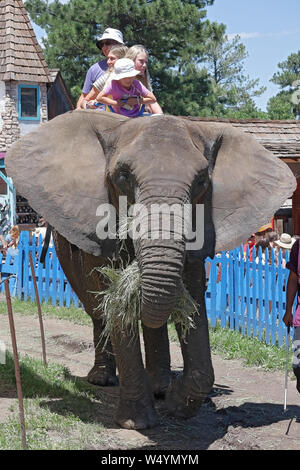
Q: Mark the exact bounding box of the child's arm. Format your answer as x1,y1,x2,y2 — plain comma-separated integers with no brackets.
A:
139,91,156,106
81,86,99,108
96,90,120,107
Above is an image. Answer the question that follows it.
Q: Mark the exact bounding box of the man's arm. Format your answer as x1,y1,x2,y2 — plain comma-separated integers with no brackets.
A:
283,270,298,326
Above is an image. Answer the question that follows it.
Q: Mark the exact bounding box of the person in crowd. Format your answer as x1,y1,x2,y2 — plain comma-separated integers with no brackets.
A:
266,231,279,248
0,202,9,250
82,44,128,109
283,236,300,393
255,238,271,265
76,28,124,109
125,45,163,114
33,217,53,248
254,222,273,244
274,233,296,268
5,225,20,258
0,225,7,251
95,58,157,118
243,233,255,261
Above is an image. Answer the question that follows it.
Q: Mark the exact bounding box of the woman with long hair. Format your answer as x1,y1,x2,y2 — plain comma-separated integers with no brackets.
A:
125,45,163,114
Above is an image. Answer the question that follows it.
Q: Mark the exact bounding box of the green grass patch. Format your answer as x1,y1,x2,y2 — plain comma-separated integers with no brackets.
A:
0,352,119,450
0,298,91,326
168,321,292,372
208,323,292,372
0,401,106,450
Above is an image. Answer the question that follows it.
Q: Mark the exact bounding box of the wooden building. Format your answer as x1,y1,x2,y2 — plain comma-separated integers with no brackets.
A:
0,0,73,232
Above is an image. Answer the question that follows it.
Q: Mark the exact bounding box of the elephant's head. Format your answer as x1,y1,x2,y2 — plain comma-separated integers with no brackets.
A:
5,111,296,328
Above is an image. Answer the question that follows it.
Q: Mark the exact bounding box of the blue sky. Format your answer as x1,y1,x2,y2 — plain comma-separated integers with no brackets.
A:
205,0,300,110
32,0,300,111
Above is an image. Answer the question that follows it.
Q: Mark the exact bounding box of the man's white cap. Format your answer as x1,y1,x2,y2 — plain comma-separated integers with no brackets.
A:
110,58,140,81
96,28,124,49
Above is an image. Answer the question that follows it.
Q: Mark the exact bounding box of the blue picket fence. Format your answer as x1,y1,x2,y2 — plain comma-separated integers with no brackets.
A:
205,245,292,347
0,231,81,308
0,231,293,347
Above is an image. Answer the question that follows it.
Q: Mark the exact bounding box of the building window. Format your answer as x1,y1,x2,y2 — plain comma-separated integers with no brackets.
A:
18,85,40,121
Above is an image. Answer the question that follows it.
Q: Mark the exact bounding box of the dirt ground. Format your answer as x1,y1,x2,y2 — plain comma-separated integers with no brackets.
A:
1,311,300,451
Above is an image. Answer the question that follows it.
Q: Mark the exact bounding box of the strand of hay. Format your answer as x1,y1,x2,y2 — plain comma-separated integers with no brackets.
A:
94,260,199,348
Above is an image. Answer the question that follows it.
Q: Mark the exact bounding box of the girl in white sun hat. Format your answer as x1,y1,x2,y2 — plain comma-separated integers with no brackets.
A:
95,58,157,118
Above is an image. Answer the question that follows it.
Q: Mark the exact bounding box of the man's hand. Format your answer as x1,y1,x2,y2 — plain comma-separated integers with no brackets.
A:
283,310,293,327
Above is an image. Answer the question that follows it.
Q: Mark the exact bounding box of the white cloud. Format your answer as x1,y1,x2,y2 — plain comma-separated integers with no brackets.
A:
228,32,261,40
228,30,300,41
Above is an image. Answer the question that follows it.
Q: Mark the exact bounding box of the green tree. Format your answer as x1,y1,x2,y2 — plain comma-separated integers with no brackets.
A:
200,23,266,117
25,0,215,112
25,0,266,118
267,93,295,120
268,51,300,119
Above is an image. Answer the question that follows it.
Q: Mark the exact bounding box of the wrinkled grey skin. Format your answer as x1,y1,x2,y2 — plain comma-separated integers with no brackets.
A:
6,111,296,429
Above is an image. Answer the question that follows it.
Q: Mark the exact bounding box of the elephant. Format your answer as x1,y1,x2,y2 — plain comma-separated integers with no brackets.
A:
6,111,296,429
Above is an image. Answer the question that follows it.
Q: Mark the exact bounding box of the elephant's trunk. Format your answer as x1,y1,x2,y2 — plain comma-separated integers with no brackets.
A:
140,240,185,328
137,186,188,329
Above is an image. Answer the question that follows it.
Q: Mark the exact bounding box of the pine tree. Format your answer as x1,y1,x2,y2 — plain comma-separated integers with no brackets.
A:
200,23,266,117
268,51,300,119
25,0,214,111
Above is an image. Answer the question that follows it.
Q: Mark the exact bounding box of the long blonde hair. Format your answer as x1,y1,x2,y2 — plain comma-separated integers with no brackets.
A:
10,225,20,245
125,45,152,91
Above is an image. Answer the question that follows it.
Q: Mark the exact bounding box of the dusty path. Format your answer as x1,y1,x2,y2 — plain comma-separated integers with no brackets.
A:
0,312,300,450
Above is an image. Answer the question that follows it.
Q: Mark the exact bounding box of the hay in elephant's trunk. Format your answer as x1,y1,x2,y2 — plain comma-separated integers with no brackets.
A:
94,261,199,348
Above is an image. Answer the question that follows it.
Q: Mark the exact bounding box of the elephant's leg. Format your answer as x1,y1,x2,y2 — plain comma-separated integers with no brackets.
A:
142,323,171,397
166,258,214,418
110,324,158,430
52,230,117,386
87,317,118,386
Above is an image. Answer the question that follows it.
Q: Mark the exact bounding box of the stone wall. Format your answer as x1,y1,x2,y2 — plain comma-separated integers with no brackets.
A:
0,81,20,152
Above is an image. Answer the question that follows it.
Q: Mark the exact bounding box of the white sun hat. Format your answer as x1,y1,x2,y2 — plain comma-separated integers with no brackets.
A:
110,58,140,81
274,233,296,249
96,28,124,49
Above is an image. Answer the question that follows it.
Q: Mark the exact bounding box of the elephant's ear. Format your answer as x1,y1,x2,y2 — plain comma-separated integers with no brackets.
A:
184,119,296,253
211,123,296,252
6,110,128,256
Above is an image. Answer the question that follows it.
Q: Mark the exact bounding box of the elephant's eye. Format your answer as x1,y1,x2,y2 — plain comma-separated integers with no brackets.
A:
113,169,135,202
194,172,207,187
192,171,209,203
117,171,130,188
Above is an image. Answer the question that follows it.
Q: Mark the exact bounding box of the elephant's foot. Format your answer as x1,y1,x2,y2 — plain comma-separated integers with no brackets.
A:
147,369,172,398
166,370,213,418
87,364,118,386
115,397,159,430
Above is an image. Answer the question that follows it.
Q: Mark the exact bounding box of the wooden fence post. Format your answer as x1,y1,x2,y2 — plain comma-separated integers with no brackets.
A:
28,252,47,367
4,279,27,450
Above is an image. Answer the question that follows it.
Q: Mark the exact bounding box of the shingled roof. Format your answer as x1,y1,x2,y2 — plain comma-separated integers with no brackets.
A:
185,117,300,160
0,0,51,83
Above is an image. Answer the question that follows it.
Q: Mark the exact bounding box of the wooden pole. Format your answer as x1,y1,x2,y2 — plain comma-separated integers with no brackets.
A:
4,279,27,450
28,251,47,367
